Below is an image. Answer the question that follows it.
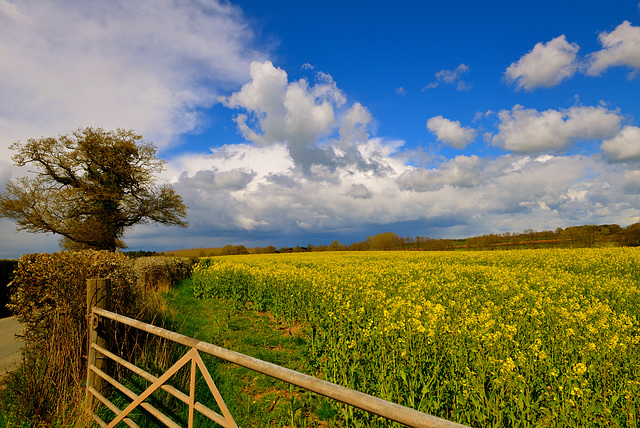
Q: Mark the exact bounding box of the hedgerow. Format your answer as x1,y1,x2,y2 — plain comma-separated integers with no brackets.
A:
1,251,192,427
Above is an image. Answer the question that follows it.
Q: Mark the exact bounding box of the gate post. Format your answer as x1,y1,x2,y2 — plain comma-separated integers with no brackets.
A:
85,278,112,410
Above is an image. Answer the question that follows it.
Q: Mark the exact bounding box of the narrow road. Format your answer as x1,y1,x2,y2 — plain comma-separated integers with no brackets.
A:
0,316,23,387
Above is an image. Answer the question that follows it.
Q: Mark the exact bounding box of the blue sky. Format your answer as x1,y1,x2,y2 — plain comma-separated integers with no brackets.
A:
1,0,640,257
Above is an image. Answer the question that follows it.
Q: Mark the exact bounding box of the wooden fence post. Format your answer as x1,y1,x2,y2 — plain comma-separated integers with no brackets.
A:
85,278,112,411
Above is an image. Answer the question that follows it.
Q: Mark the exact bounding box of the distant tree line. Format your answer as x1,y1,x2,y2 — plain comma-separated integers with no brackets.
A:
464,224,636,249
164,222,640,258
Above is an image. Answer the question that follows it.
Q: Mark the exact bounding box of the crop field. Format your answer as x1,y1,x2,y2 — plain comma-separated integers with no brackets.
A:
191,248,640,427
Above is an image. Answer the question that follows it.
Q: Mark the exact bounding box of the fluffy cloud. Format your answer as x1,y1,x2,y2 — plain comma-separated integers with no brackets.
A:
345,184,373,199
156,142,640,253
505,35,580,91
224,61,379,174
180,168,257,191
485,155,586,212
587,21,640,77
426,116,477,149
0,0,263,150
490,105,621,153
601,126,640,162
505,21,640,89
166,139,407,235
424,64,471,91
167,143,294,185
396,155,483,192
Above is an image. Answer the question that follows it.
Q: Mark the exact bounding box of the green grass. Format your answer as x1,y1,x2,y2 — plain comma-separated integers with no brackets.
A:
97,278,341,427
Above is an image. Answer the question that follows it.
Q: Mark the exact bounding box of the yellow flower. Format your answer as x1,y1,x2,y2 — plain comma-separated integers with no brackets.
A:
572,362,587,376
501,357,516,373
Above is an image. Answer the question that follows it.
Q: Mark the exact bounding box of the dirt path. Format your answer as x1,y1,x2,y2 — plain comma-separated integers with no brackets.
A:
0,316,23,386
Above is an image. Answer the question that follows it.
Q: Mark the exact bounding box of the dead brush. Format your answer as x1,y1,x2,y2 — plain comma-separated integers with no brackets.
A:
0,251,192,427
3,314,87,427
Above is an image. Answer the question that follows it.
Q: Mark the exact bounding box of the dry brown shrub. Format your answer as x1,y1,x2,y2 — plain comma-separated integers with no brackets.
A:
132,256,193,292
5,250,145,426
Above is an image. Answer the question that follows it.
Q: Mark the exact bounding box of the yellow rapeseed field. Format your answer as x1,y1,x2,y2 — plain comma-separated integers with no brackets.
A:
191,248,640,427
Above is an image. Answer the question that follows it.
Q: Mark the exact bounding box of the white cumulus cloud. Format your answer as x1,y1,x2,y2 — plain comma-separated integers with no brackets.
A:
345,184,373,199
396,155,483,192
180,168,257,191
490,105,622,153
505,35,580,91
587,21,640,77
427,116,477,149
601,126,640,162
224,61,381,174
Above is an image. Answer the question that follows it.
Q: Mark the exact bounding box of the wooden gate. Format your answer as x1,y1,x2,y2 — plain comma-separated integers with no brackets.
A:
85,279,467,428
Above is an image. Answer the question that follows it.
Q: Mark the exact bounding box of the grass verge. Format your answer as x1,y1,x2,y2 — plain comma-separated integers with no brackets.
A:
162,278,340,427
97,278,341,427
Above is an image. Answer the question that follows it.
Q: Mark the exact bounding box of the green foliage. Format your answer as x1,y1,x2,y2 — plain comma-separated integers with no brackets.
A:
256,245,279,254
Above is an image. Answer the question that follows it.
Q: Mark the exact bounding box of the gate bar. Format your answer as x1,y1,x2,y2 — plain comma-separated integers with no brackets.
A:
93,307,467,428
87,386,140,428
90,343,226,425
88,364,182,428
